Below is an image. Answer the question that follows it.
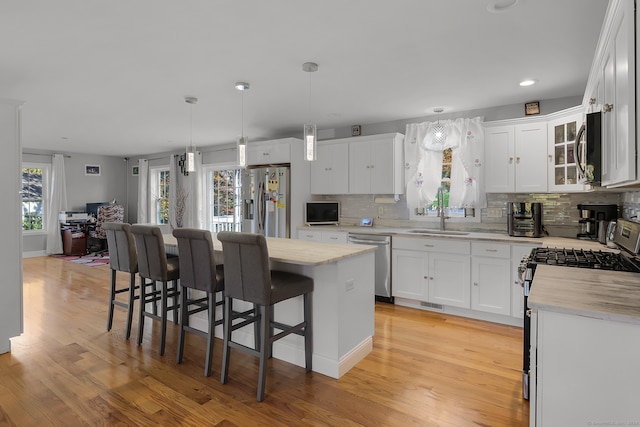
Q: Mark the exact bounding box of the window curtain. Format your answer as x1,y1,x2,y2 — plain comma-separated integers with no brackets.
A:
45,154,67,254
404,117,485,210
137,159,149,223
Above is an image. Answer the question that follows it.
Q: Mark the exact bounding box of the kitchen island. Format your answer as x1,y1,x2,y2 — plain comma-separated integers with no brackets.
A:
164,234,377,379
527,265,640,426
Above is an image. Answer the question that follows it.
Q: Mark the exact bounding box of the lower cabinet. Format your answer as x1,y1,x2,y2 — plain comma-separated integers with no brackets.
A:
471,255,511,316
392,237,471,308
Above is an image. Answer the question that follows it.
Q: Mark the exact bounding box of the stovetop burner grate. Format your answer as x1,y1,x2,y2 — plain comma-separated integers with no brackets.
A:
530,247,640,272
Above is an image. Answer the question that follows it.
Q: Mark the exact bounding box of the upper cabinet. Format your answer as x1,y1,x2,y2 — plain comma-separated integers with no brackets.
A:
311,133,405,195
247,139,291,166
484,122,548,193
310,141,349,195
348,133,404,194
582,0,637,187
547,108,584,192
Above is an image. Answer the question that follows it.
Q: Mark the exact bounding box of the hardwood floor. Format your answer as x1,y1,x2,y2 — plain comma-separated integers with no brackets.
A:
0,256,529,426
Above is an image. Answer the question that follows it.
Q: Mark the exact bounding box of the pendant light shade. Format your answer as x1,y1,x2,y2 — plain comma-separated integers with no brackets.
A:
235,81,250,168
185,96,197,173
304,123,317,161
302,62,318,162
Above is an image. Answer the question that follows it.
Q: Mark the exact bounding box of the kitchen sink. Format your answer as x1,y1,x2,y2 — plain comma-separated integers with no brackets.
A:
406,229,469,236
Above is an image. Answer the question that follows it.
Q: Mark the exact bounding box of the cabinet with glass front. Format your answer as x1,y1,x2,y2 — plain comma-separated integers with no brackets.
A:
547,110,584,192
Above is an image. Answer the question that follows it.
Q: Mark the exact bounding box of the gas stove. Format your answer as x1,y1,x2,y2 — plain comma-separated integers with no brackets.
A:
520,218,640,400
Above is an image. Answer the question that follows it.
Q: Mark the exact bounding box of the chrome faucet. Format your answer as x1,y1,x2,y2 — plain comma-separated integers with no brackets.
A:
436,186,449,231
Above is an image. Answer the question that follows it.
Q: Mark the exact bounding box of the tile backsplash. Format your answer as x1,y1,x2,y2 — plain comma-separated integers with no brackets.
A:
315,191,626,238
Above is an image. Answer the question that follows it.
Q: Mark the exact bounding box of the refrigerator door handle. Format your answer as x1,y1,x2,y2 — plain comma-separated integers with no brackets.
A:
258,181,265,233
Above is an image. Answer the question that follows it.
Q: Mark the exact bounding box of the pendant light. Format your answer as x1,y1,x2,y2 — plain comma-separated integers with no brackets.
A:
302,62,318,161
235,81,250,168
185,96,197,173
432,107,447,147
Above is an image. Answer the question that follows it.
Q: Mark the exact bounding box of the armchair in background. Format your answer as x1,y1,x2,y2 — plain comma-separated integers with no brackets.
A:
89,204,124,255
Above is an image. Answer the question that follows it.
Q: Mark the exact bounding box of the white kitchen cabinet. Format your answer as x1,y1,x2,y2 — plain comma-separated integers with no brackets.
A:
484,122,548,193
546,109,585,192
297,229,347,243
247,139,291,166
392,236,470,308
531,310,640,426
348,133,404,195
470,242,511,316
582,0,637,187
510,243,540,319
310,142,349,194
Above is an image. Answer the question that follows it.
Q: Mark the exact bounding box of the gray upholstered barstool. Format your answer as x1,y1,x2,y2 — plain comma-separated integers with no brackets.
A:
103,222,139,339
131,224,180,356
216,231,313,402
172,228,225,376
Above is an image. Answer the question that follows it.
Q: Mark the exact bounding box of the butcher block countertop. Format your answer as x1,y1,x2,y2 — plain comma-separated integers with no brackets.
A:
163,233,376,266
528,264,640,325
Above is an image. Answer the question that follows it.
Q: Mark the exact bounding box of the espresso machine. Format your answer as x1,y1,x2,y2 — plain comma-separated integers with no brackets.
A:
507,202,543,237
576,203,618,242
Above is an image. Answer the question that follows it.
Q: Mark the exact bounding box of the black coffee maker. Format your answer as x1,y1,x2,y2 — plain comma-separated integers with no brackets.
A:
577,203,618,241
507,202,543,237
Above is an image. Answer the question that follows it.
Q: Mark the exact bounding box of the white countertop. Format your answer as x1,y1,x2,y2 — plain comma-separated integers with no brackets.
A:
163,233,376,266
528,264,640,325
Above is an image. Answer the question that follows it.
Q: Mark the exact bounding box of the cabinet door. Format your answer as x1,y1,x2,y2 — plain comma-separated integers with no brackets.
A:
601,0,635,186
370,138,395,194
471,256,511,315
348,140,373,194
515,123,547,192
547,113,584,192
247,142,291,166
484,125,515,192
392,249,428,301
428,252,470,308
310,143,349,194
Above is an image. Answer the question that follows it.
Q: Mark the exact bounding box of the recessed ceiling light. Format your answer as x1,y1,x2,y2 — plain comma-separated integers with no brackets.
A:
486,0,519,13
519,79,536,87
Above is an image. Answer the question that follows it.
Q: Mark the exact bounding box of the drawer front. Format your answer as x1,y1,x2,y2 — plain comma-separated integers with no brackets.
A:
322,231,348,243
298,230,322,242
392,236,470,254
471,241,510,258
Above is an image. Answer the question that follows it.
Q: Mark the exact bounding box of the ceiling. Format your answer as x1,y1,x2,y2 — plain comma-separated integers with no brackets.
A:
2,0,609,157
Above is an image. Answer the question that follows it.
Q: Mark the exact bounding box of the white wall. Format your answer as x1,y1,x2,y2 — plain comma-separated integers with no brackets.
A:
1,99,23,353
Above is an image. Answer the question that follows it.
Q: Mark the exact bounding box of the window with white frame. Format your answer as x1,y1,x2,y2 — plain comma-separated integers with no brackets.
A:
204,167,242,232
22,163,50,232
149,166,170,225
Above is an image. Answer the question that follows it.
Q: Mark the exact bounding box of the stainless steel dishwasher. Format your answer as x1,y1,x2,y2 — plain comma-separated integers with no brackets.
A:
347,233,393,303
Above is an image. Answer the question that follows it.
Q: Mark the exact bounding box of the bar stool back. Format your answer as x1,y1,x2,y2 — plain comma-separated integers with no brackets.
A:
216,231,313,402
172,228,225,376
103,222,138,339
131,225,180,356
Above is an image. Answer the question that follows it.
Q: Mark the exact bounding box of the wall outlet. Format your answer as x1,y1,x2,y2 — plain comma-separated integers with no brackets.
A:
487,208,503,218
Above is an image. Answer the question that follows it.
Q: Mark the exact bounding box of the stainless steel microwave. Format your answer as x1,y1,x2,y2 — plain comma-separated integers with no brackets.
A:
575,111,602,184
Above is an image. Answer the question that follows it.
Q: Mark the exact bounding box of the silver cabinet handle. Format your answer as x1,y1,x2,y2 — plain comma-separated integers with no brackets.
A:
485,249,498,252
424,244,435,248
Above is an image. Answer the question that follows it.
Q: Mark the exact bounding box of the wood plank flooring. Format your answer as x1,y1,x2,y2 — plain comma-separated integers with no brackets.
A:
0,256,529,426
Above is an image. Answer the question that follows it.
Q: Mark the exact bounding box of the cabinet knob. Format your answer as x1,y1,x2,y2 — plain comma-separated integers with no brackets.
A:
423,276,429,280
548,154,553,161
509,157,514,163
516,157,521,164
526,309,532,318
430,276,434,281
473,282,478,286
604,103,614,113
589,97,596,105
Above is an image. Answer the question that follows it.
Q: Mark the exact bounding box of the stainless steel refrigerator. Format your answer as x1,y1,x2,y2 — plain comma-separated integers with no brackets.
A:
241,165,290,238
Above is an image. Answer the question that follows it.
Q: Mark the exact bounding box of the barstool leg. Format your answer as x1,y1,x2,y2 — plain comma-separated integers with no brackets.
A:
176,288,188,364
160,280,168,356
204,292,215,377
221,296,233,384
125,272,136,339
257,304,269,402
107,269,117,331
137,276,147,345
304,292,313,372
172,279,180,325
